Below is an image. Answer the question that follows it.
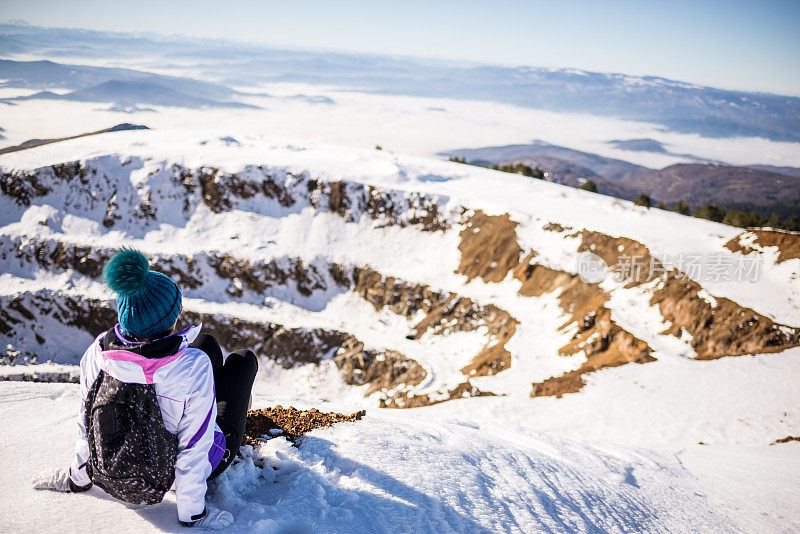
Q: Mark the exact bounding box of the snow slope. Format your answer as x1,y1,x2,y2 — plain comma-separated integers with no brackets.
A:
3,382,798,533
2,129,797,322
1,129,799,532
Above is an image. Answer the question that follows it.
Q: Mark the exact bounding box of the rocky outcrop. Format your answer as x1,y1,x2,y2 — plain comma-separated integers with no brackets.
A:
2,160,453,233
333,337,427,402
0,289,431,407
457,211,523,283
351,267,517,400
578,230,800,359
1,291,117,364
1,235,347,300
456,211,655,398
514,262,654,398
1,233,505,406
724,229,800,264
650,275,800,359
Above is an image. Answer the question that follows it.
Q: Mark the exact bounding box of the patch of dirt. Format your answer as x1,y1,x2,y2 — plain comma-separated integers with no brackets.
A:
381,380,497,409
724,229,800,264
458,211,523,283
543,222,573,233
772,436,800,445
244,405,365,446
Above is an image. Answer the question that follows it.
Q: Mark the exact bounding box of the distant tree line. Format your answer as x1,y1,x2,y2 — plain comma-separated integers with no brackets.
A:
449,157,799,231
490,162,545,179
650,197,798,231
449,156,544,179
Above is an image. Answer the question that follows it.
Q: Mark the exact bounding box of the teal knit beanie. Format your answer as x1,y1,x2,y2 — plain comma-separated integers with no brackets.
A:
103,249,182,339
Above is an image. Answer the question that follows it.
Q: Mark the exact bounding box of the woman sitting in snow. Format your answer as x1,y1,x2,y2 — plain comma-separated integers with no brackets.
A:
33,249,258,529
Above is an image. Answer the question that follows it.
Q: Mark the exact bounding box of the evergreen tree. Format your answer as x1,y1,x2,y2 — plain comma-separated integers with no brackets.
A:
766,212,781,228
693,204,726,223
579,180,598,193
672,200,691,215
496,162,545,179
634,194,652,208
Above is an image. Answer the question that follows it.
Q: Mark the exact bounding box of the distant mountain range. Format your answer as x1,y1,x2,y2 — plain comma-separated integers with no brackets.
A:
0,59,257,109
444,142,800,217
0,123,149,155
2,23,799,141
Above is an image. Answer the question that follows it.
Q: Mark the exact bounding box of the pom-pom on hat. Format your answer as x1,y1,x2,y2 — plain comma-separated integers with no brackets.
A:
103,249,182,339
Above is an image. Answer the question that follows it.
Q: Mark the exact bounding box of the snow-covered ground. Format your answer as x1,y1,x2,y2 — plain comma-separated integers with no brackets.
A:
3,130,797,323
2,381,798,533
2,128,799,532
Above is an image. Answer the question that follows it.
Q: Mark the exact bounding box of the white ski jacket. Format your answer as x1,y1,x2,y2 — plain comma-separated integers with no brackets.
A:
69,325,225,523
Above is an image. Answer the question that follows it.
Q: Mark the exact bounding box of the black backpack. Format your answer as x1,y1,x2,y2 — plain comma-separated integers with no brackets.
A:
84,370,178,505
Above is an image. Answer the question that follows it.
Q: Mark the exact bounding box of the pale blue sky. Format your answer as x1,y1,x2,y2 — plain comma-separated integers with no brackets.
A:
2,0,800,95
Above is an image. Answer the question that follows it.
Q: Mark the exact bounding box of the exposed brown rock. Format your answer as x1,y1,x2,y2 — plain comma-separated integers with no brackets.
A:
530,373,585,398
1,170,51,206
461,342,512,377
244,405,365,446
578,230,656,285
772,436,800,445
458,211,522,283
1,291,117,364
4,160,452,239
543,222,572,233
353,266,515,339
208,255,330,297
724,229,800,264
353,266,516,381
1,235,346,298
577,229,800,359
651,274,800,359
333,336,426,397
380,380,496,409
512,261,654,398
453,214,655,398
1,288,432,407
327,180,349,216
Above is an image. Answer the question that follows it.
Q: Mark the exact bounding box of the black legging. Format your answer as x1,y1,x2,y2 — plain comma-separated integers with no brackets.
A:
189,333,258,479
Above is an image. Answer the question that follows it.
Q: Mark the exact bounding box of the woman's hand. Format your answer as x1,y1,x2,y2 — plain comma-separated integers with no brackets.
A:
183,506,234,529
32,468,92,493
